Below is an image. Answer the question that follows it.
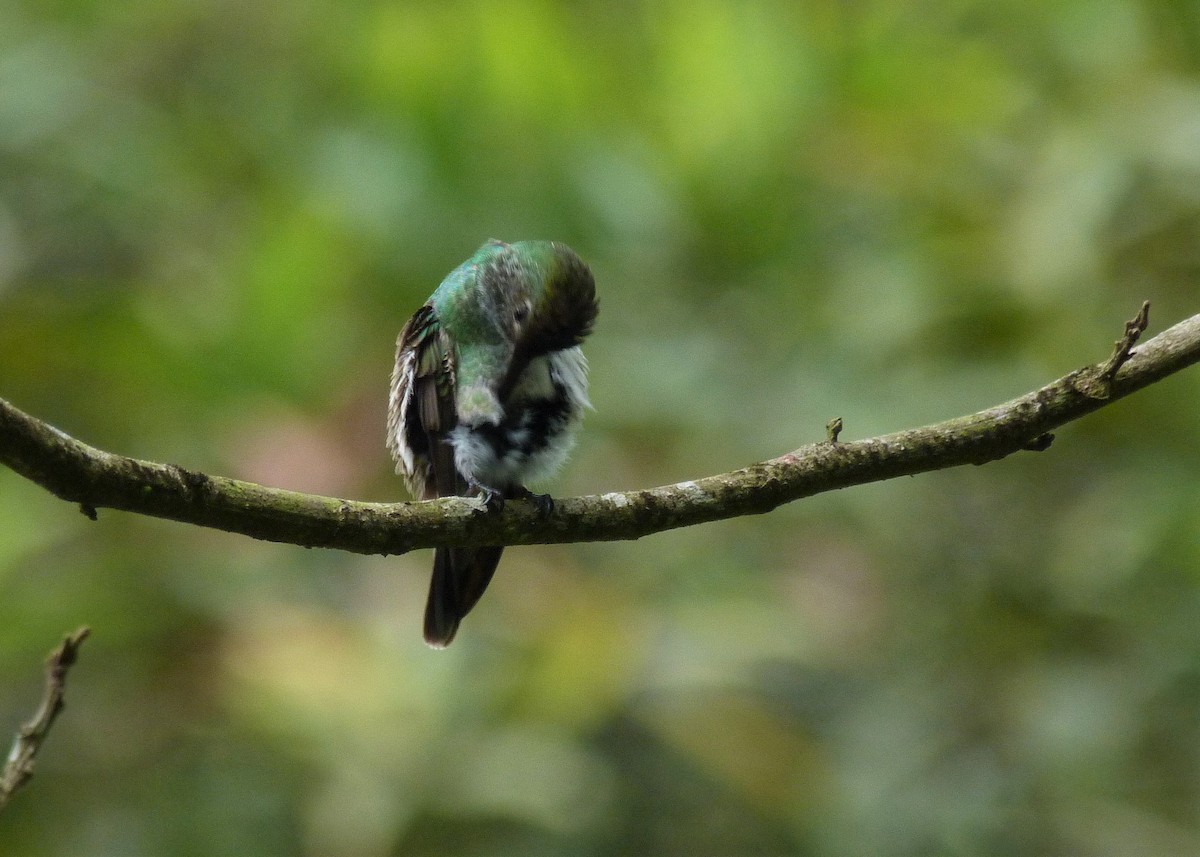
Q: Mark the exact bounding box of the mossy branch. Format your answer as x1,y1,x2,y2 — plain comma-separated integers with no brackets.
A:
1,307,1198,557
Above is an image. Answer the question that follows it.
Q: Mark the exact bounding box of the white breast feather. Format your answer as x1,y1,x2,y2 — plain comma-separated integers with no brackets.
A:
446,346,591,489
550,347,591,411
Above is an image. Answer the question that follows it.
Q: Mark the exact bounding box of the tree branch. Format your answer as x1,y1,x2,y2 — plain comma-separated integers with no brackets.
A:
1,307,1198,556
0,627,91,813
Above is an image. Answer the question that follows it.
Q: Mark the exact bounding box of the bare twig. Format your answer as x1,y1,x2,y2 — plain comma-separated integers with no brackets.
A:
1100,300,1151,380
0,308,1198,555
0,627,91,812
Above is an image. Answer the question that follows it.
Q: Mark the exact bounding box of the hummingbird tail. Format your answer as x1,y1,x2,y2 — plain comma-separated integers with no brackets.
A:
423,546,505,648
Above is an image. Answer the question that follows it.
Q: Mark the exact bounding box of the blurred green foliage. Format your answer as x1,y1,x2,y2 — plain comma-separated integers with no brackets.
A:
2,0,1200,854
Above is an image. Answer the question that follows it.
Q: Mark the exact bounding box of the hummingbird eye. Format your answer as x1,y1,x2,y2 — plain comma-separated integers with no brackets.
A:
513,304,529,324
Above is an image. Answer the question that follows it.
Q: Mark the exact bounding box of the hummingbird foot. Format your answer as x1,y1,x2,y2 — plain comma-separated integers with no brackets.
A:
527,493,555,517
507,486,555,517
471,484,506,513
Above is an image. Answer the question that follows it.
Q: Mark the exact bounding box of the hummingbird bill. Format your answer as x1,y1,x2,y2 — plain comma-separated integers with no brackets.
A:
387,240,598,647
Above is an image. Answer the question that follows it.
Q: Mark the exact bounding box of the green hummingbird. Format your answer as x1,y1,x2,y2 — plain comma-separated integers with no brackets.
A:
387,240,599,647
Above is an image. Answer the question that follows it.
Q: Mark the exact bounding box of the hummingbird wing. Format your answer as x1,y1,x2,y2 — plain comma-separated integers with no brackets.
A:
387,302,503,648
387,303,460,500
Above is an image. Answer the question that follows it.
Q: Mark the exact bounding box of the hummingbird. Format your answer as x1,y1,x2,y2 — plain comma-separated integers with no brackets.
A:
387,240,598,647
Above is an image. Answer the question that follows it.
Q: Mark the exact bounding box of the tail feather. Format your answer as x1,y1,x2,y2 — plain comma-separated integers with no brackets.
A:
423,546,505,648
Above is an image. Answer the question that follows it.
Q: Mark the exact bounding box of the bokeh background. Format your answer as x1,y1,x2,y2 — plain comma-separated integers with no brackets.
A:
2,1,1200,855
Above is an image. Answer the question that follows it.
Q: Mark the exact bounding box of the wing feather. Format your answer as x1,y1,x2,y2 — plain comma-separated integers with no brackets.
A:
387,304,461,500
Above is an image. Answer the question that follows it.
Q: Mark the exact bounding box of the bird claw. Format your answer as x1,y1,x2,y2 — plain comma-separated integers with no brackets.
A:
472,485,505,513
504,485,554,517
470,485,553,516
527,493,555,517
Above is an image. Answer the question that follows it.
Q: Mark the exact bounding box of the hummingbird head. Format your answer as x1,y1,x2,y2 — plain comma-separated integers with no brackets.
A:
472,240,597,354
511,241,598,357
474,240,598,402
